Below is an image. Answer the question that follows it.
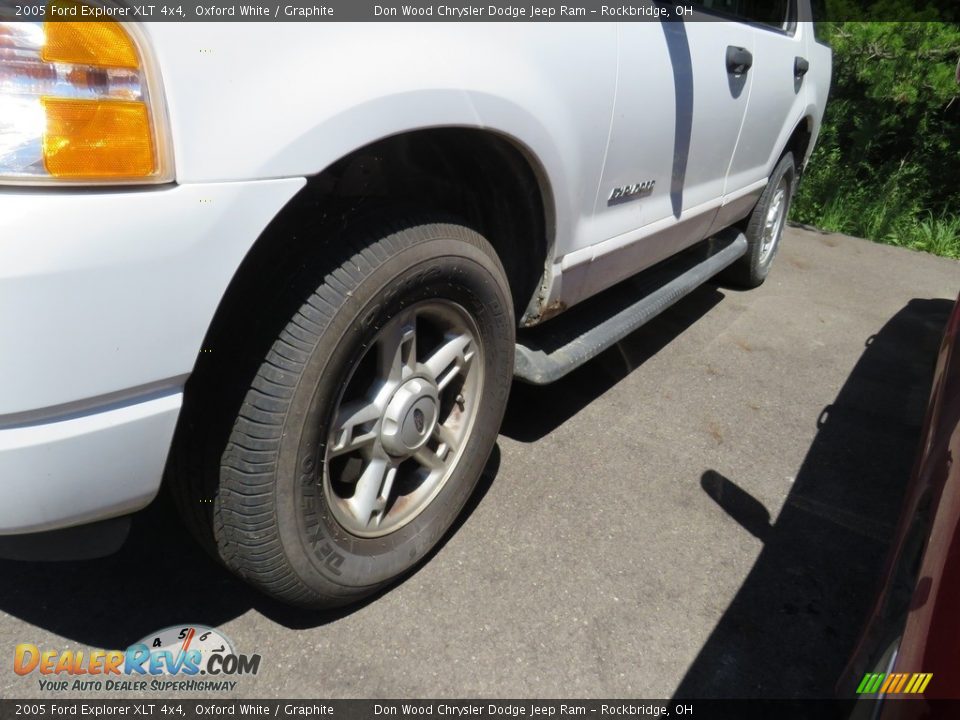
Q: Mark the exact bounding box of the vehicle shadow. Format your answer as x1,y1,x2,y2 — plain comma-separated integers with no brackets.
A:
0,446,501,649
673,297,953,698
502,283,725,442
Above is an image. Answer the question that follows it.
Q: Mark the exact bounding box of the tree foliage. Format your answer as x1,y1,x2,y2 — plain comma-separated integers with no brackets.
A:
792,14,960,255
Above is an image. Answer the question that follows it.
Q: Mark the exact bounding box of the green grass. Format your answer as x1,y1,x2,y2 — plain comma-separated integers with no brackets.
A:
791,177,960,261
898,213,960,259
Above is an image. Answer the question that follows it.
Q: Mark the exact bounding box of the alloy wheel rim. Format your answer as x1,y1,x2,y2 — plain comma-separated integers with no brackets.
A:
759,177,789,265
322,299,484,538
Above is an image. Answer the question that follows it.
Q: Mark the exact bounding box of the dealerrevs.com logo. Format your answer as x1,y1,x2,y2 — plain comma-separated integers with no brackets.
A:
14,625,261,693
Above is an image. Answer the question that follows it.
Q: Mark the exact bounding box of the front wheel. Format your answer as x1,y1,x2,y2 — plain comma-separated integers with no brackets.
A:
211,221,515,608
720,151,796,288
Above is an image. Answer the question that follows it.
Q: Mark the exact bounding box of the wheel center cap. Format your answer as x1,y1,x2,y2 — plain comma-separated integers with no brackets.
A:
380,377,439,456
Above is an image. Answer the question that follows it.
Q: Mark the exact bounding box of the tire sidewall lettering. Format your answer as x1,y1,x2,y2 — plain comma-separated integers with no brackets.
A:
274,237,513,589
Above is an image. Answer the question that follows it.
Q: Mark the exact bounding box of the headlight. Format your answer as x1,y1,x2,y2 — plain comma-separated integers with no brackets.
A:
0,2,172,184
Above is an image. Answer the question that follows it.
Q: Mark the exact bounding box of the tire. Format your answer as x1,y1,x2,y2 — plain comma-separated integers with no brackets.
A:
719,152,796,288
195,220,514,608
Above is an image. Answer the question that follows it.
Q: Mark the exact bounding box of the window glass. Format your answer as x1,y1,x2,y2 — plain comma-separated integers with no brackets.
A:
810,0,831,44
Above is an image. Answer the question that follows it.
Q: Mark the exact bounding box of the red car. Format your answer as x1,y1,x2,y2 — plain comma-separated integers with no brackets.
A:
843,291,960,710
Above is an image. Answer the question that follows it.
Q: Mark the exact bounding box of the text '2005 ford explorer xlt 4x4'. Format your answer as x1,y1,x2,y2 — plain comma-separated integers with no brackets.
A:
0,2,831,607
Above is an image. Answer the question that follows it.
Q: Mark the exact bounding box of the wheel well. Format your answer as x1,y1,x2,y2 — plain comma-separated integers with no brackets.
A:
165,129,551,518
189,127,551,415
244,128,551,320
731,116,814,234
783,116,813,173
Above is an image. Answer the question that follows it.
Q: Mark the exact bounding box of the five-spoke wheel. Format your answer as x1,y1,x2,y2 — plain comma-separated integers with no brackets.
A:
184,220,514,608
325,301,484,537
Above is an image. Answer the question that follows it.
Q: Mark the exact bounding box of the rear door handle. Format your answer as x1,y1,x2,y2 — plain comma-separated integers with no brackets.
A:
794,56,810,77
726,46,753,74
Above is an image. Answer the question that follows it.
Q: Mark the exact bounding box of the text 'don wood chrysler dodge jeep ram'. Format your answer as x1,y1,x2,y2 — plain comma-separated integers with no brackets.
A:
0,3,831,607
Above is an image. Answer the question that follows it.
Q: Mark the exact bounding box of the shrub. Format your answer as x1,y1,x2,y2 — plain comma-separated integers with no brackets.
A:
791,15,960,258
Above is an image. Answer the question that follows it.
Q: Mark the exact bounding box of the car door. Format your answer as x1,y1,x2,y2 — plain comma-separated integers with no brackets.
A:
703,0,810,234
565,15,754,304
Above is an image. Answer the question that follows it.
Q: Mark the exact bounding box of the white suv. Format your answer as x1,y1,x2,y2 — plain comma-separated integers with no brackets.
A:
0,3,831,607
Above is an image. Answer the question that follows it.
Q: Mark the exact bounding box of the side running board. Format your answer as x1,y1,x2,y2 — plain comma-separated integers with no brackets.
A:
514,229,748,385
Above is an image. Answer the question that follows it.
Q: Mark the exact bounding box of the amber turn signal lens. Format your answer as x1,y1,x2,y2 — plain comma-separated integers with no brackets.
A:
1,4,171,183
42,8,140,69
42,98,155,179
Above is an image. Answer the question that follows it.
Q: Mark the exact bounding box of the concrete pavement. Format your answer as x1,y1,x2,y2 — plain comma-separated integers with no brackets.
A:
1,227,958,699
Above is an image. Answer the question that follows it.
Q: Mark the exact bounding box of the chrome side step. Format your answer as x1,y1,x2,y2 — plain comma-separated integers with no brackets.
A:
514,229,748,385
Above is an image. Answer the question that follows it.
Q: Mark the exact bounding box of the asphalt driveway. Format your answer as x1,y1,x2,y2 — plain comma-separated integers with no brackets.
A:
1,227,958,699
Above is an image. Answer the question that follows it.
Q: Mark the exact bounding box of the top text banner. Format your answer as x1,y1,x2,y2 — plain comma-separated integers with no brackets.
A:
0,0,944,21
0,1,760,22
